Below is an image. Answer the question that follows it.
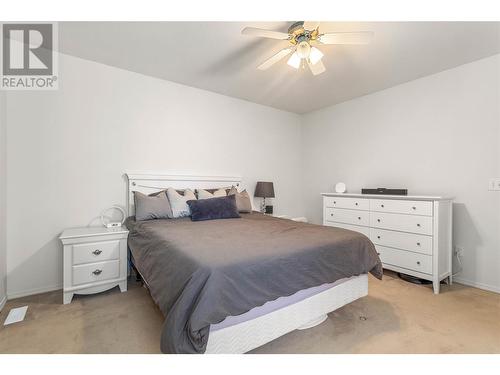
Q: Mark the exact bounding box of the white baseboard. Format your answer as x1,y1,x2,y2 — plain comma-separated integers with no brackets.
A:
454,277,500,294
0,295,6,311
7,284,62,300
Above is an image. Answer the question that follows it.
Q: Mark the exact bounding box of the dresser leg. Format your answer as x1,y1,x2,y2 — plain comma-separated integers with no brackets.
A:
448,274,453,285
119,281,127,293
432,280,440,294
63,292,74,304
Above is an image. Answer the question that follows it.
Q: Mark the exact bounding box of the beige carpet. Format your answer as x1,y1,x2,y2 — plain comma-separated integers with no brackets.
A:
1,271,499,354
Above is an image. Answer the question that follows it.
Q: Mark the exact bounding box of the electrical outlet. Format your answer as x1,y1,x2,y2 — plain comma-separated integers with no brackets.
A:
488,178,500,191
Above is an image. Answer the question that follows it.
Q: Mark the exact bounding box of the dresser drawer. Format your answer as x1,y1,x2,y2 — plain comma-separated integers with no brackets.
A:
325,207,369,226
370,199,433,216
72,240,120,265
370,228,433,255
324,196,369,211
72,260,120,286
370,212,433,235
325,221,370,237
376,245,432,275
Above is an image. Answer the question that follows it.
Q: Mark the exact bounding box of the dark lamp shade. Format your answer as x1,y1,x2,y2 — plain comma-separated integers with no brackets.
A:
254,181,275,198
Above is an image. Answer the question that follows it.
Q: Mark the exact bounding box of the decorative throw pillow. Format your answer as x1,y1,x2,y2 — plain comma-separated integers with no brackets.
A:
197,188,227,199
186,195,241,222
166,188,197,218
134,191,173,221
228,186,253,213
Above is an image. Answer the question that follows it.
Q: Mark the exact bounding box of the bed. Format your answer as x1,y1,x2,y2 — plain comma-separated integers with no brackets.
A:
124,172,382,354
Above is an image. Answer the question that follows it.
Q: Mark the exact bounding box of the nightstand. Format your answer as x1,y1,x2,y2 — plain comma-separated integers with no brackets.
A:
59,226,129,304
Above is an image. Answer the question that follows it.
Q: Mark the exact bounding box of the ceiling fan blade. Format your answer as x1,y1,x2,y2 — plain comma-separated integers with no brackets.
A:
257,47,294,70
308,59,326,76
303,21,320,31
242,27,290,40
319,31,374,45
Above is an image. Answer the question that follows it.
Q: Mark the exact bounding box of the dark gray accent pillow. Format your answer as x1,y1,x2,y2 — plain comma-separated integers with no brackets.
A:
186,195,241,222
134,191,173,221
228,186,253,213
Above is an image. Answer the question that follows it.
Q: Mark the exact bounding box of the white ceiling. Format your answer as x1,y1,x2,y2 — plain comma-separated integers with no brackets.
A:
59,22,500,114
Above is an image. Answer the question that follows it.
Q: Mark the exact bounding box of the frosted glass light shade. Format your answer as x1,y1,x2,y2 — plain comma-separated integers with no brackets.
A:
296,41,311,58
287,52,301,69
309,47,324,65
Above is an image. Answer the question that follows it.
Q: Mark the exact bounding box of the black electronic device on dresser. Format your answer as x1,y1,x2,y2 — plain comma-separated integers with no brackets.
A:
361,188,408,195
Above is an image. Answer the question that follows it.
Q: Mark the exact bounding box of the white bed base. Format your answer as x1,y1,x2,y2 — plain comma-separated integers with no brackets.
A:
125,172,369,354
206,274,368,354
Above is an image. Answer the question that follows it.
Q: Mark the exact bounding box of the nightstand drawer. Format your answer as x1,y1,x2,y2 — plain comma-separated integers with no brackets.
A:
72,260,120,286
72,240,120,265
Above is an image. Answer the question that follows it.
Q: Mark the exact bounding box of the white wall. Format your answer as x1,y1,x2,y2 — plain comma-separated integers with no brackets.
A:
5,53,303,298
0,91,6,309
302,54,500,293
4,51,500,297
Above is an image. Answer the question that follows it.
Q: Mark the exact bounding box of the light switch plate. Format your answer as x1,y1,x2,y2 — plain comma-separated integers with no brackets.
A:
489,178,500,191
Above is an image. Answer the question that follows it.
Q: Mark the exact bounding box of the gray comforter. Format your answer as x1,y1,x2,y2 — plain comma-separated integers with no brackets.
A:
126,213,382,354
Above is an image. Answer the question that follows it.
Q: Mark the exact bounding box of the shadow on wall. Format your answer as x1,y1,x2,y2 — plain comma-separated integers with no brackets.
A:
203,38,273,75
7,236,63,298
452,203,482,278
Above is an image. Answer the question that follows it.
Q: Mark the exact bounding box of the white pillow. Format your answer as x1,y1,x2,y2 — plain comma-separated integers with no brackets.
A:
197,188,227,200
166,188,197,218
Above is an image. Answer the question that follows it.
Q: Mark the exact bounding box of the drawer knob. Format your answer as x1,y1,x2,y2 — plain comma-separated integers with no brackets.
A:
333,201,336,204
92,269,103,276
417,242,421,246
417,223,421,227
331,213,333,216
358,216,361,220
412,206,417,210
355,202,359,206
381,204,384,208
416,261,421,265
92,249,102,255
377,236,381,239
377,219,381,222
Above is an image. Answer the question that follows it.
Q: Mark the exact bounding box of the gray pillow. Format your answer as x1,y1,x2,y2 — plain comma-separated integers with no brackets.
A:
228,186,253,213
167,188,197,218
134,191,173,221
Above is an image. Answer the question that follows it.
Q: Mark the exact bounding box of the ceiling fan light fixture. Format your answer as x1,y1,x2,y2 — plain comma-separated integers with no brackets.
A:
309,47,324,65
242,22,373,75
296,41,311,59
287,52,301,69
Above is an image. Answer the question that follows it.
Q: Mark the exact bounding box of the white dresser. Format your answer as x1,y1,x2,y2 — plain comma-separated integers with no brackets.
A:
60,226,129,304
322,193,453,294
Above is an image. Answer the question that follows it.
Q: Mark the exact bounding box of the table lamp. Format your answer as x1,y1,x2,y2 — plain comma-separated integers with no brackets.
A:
254,181,275,214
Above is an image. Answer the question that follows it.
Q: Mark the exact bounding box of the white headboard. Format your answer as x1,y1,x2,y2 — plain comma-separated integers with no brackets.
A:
125,172,242,216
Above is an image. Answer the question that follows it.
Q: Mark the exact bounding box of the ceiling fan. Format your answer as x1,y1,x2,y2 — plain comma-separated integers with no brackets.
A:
241,22,373,76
